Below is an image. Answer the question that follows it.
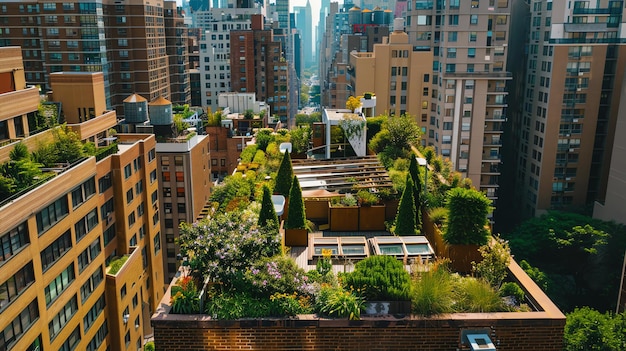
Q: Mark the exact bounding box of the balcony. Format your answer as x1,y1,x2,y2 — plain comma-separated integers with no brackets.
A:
0,86,39,122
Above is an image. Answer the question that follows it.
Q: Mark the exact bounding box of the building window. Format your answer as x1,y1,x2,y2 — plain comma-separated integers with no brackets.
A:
1,222,29,265
1,299,38,350
448,32,457,42
44,263,75,306
100,199,115,223
124,164,132,179
75,208,98,242
154,232,161,255
449,15,459,25
80,267,103,303
77,238,101,273
58,326,80,351
49,295,78,340
0,262,35,311
98,173,112,193
126,189,134,204
36,196,69,235
468,48,476,58
470,14,478,24
40,230,71,271
83,294,105,333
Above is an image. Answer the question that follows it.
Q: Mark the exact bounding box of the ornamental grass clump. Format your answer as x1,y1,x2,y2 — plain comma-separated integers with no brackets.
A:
315,285,364,320
342,255,411,301
410,261,456,316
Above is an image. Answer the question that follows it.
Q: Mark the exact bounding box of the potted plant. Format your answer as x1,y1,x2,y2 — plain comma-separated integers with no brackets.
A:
443,187,492,273
356,190,386,231
284,176,308,246
329,195,359,231
342,255,411,315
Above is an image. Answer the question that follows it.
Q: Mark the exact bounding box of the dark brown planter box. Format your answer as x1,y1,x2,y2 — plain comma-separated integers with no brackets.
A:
358,205,386,231
329,206,359,231
446,244,483,274
304,199,329,222
284,228,308,247
383,199,399,221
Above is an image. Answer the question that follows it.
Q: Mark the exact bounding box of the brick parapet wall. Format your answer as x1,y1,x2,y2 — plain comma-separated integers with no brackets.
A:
153,313,564,350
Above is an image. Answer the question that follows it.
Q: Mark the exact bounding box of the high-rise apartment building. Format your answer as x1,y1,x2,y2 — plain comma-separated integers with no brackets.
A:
405,0,512,209
230,14,290,123
0,0,190,115
196,7,259,109
294,0,314,67
502,0,626,223
165,2,191,106
0,47,164,351
349,20,433,119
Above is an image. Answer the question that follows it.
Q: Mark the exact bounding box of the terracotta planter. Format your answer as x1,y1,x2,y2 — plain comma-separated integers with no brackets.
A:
284,228,308,247
358,205,386,231
446,244,483,274
304,199,330,222
329,206,359,231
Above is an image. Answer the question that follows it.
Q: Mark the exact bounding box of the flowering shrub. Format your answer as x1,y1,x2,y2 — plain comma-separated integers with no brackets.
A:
178,207,281,284
245,255,315,298
171,276,200,314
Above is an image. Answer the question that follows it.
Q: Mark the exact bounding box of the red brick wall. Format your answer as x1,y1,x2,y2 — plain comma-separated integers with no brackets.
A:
153,315,564,350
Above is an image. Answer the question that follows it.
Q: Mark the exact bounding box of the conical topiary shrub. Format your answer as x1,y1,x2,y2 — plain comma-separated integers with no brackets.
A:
394,174,417,235
258,185,278,227
408,155,422,231
274,151,293,197
285,176,306,230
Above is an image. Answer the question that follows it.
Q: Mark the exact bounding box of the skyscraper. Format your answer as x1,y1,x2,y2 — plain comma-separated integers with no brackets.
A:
501,0,626,225
0,0,190,116
405,0,512,214
294,0,313,67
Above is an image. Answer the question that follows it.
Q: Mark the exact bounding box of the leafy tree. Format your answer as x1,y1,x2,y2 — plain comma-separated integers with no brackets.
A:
289,125,311,154
370,114,421,161
285,176,306,230
244,109,254,120
444,187,491,245
178,208,281,284
394,175,417,235
52,126,84,164
472,236,511,288
173,114,190,136
504,211,626,311
255,128,273,152
258,185,278,227
564,307,626,350
273,151,293,197
346,96,361,112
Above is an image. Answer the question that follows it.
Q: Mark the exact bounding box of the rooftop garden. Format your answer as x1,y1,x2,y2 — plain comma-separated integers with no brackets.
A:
172,114,535,319
0,125,111,204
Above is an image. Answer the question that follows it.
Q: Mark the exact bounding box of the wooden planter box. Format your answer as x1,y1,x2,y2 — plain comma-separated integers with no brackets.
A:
304,199,329,222
383,199,400,221
284,228,308,247
358,205,386,231
329,206,359,231
446,244,483,274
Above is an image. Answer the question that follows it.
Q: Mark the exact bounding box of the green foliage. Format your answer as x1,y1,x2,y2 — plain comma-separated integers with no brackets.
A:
171,276,200,314
82,141,97,156
245,255,312,298
274,152,293,197
356,190,379,206
472,237,511,288
564,307,626,351
342,256,411,301
244,109,254,120
499,282,525,304
285,176,306,229
108,256,129,275
258,185,278,227
295,113,322,126
518,260,551,292
444,187,492,245
256,128,273,152
428,207,448,228
346,96,361,112
52,125,85,164
179,208,281,285
454,277,506,313
239,144,258,163
9,143,29,161
209,173,254,213
36,102,59,130
316,285,364,320
252,150,266,164
410,262,456,316
144,341,155,351
205,292,270,319
422,146,435,163
408,155,422,207
369,114,421,160
289,125,311,154
504,211,626,311
206,110,223,127
394,175,417,235
173,113,191,136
